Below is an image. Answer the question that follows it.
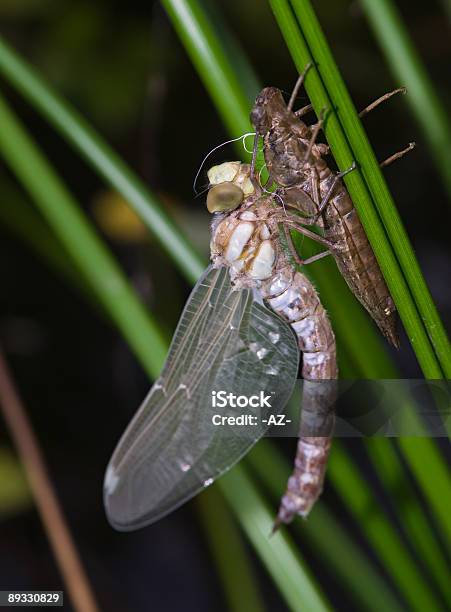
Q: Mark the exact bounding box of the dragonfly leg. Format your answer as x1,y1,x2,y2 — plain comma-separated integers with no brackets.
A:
304,108,328,161
294,103,312,118
304,167,326,223
283,224,331,267
287,62,313,112
302,250,332,265
283,224,304,267
359,87,406,118
314,162,357,219
380,142,415,168
298,88,406,142
297,117,329,156
297,88,406,144
273,209,318,227
285,207,321,226
283,220,335,249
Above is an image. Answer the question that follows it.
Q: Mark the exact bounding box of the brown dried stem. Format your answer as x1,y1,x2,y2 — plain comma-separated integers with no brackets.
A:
0,348,99,612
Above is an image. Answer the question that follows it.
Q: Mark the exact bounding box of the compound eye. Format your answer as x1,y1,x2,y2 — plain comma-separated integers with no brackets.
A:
207,182,244,213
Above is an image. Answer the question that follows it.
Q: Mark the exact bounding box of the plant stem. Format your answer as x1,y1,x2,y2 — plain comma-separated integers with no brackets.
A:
269,0,447,378
0,36,204,285
220,465,330,612
289,0,451,377
196,488,265,612
0,349,99,612
0,93,167,376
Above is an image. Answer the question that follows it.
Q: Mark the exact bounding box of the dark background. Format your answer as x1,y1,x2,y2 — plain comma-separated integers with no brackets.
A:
0,1,450,610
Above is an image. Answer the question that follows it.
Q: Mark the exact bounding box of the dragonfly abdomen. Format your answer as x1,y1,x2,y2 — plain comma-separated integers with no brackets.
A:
261,265,337,381
261,265,336,526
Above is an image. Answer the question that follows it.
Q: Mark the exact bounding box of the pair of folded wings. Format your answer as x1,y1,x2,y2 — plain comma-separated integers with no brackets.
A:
104,265,299,530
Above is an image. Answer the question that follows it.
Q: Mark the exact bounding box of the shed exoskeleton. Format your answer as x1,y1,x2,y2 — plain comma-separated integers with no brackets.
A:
251,75,400,347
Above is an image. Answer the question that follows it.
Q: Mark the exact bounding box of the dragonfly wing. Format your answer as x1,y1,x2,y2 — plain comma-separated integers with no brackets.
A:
104,265,299,530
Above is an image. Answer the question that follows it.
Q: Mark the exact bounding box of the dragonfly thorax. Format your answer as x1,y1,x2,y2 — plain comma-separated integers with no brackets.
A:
210,196,279,285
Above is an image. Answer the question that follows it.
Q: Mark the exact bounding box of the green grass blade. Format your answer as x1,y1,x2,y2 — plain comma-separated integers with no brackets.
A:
219,465,330,612
248,441,404,612
0,177,96,303
288,0,451,377
367,439,451,603
0,447,31,517
359,0,451,200
200,3,261,102
342,343,451,580
0,36,204,285
398,437,451,548
0,93,167,378
340,323,451,585
270,0,444,379
160,0,255,137
329,443,444,612
196,488,265,612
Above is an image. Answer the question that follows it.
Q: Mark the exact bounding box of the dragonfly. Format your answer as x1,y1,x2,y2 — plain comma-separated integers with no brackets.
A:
104,161,337,530
250,67,412,347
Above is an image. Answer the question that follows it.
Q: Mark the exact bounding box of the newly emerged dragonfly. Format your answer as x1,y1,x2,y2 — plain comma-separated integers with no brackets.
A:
104,161,336,530
208,162,337,525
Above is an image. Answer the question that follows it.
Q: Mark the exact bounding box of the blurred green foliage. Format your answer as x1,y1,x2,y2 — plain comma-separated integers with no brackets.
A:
0,1,450,611
0,448,31,517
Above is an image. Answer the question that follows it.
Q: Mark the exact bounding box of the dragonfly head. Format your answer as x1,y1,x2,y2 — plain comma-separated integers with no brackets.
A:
206,162,255,213
251,87,287,134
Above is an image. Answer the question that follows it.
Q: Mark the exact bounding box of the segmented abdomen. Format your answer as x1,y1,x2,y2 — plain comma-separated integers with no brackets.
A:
261,266,336,380
319,169,399,347
261,266,336,525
